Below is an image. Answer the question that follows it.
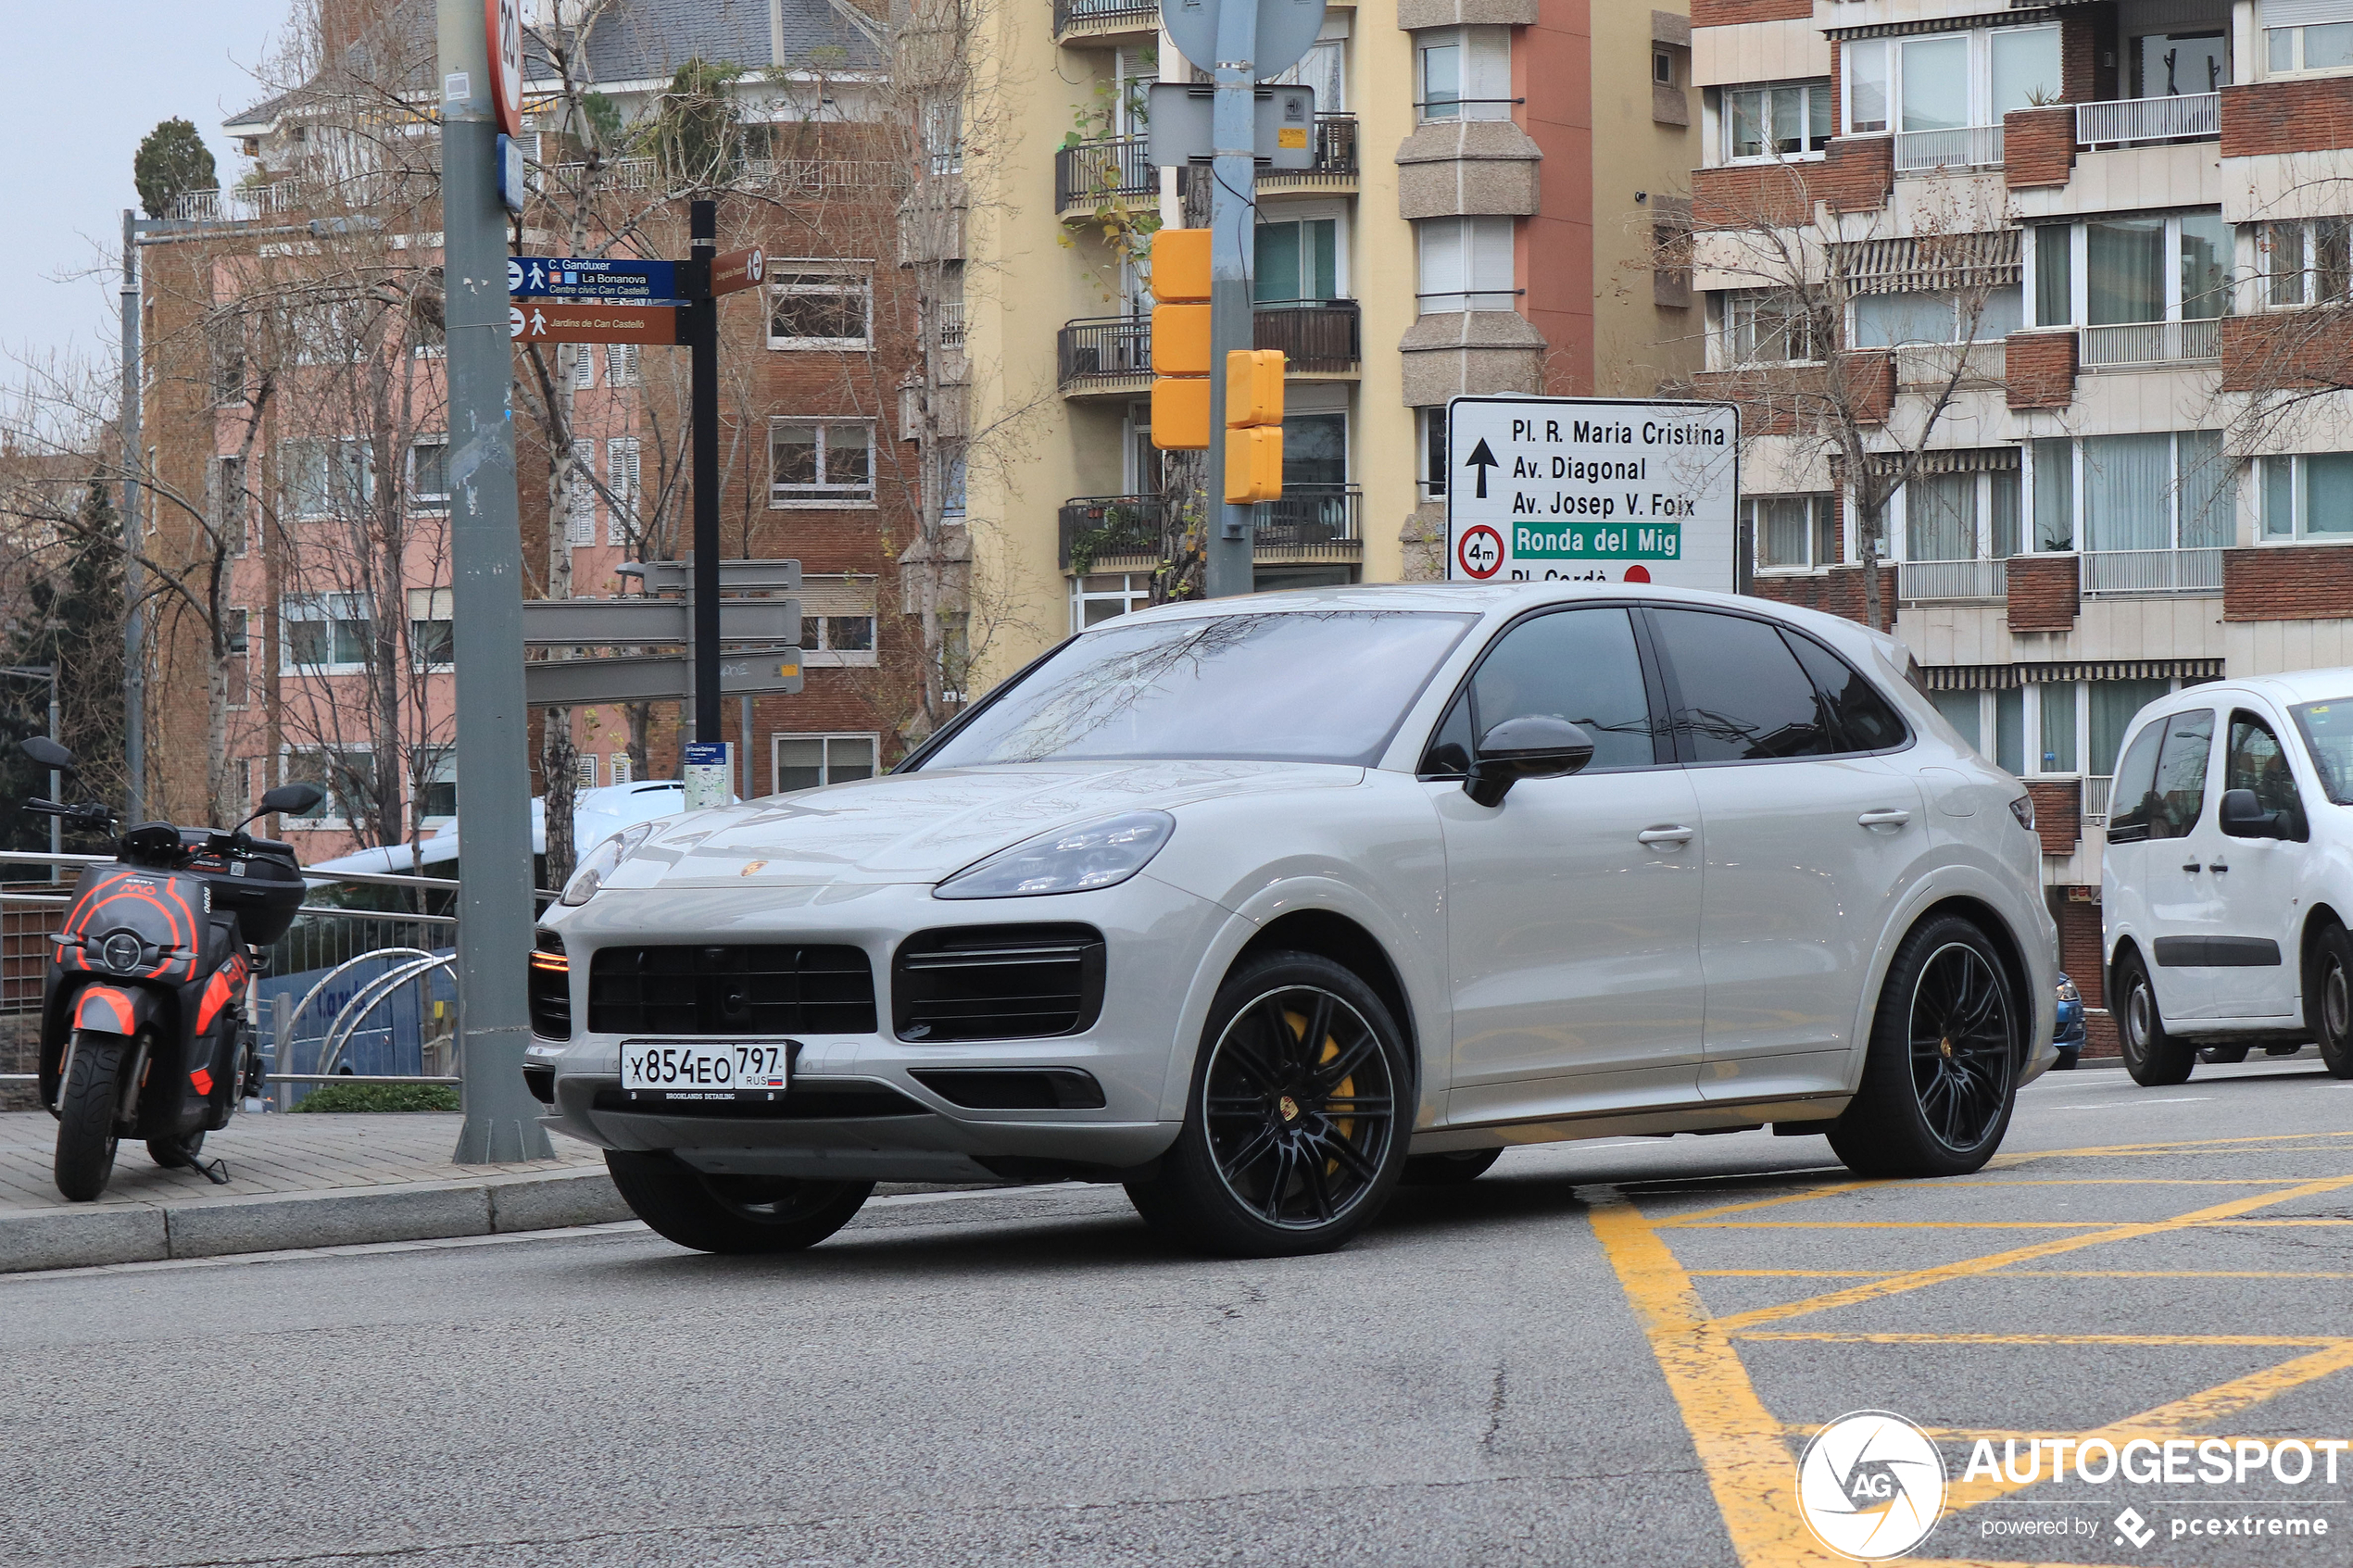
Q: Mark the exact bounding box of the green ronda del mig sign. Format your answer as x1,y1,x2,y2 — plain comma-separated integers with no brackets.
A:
1444,396,1739,588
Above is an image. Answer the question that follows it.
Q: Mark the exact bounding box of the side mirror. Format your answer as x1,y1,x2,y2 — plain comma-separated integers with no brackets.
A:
2219,787,2287,840
260,782,327,818
1466,716,1596,808
19,736,74,772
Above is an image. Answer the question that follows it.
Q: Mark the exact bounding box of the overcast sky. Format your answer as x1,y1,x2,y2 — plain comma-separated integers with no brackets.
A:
3,3,293,390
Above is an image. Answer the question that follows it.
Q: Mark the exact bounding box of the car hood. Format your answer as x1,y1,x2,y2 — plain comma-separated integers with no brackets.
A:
593,760,1365,890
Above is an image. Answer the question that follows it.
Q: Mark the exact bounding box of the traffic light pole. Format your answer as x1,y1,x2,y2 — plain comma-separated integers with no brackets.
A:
438,0,550,1162
688,201,721,742
1202,0,1257,599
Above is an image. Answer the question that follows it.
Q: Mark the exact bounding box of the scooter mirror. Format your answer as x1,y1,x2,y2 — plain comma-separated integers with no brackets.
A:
259,782,327,818
19,736,75,772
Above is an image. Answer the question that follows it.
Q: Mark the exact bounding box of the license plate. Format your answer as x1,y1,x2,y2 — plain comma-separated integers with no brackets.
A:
620,1040,790,1098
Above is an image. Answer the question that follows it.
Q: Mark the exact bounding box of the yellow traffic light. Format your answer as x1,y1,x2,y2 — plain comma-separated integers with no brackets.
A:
1151,377,1212,451
1225,427,1283,503
1151,304,1211,378
1153,229,1210,302
1226,349,1285,427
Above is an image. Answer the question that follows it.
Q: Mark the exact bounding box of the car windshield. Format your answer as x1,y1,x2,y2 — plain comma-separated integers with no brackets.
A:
2291,698,2353,804
915,611,1478,769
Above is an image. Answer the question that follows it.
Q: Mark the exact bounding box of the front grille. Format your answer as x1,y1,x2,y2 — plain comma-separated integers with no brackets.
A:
528,932,572,1040
892,924,1106,1042
587,944,876,1035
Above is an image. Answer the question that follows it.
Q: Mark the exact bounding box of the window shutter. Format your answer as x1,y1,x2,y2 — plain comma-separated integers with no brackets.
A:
1470,217,1516,296
2268,1,2353,27
570,345,594,389
605,437,639,545
566,437,596,544
610,752,634,785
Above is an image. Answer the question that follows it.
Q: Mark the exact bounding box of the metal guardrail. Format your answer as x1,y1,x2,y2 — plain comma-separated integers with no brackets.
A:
1051,0,1159,33
2076,93,2218,147
1894,340,2006,388
1897,558,2009,603
1895,125,2004,173
2081,546,2224,596
2081,319,2221,368
1255,299,1361,372
2082,774,2116,825
1259,485,1364,555
1058,314,1154,390
1057,136,1159,210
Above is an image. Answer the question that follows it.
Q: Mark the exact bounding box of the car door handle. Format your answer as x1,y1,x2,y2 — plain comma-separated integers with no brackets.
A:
1857,809,1911,829
1636,825,1694,847
2209,863,2229,873
2183,862,2203,873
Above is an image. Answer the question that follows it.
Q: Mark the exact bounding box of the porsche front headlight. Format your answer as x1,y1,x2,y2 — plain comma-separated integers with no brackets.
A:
933,811,1175,900
560,822,655,906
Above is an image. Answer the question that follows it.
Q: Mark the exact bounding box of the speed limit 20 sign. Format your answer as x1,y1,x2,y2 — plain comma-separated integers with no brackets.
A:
1444,396,1739,589
484,0,524,137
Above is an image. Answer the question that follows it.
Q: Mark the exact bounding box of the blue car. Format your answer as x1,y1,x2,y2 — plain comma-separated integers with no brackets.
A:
2054,973,2086,1069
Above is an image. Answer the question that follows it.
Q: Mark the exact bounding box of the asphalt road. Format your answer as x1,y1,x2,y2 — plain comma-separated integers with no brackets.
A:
6,1057,2350,1568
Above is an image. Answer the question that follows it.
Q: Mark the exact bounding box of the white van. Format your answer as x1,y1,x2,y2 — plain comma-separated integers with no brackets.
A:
2102,671,2353,1085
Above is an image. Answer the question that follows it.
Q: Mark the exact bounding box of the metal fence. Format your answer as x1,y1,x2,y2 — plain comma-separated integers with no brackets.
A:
1056,136,1159,210
2080,319,2221,369
2076,93,2219,147
1058,315,1154,391
1259,485,1364,556
1255,299,1362,372
1897,558,2008,603
1894,125,2005,173
2082,774,2116,826
2081,547,2225,596
1052,0,1159,32
1060,494,1167,569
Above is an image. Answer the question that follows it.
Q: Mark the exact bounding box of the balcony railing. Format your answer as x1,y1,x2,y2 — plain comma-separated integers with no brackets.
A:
2082,774,2115,827
1056,135,1159,211
1897,558,2008,602
1058,315,1153,391
2080,319,2222,369
1253,299,1362,372
1894,125,2005,173
933,300,966,353
1052,0,1158,35
1894,340,2006,388
2076,92,2220,147
2081,547,2224,596
1060,494,1165,569
1258,485,1363,556
1058,486,1362,568
1260,115,1360,187
169,181,304,223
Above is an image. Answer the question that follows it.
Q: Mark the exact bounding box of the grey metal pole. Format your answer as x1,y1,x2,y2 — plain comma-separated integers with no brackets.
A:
47,674,60,882
689,200,721,741
739,694,754,797
120,211,145,821
1202,0,1259,599
440,0,551,1162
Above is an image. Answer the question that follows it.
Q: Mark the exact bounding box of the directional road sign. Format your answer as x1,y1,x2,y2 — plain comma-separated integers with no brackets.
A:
510,302,683,345
509,257,681,301
618,558,803,595
1147,85,1316,169
524,651,803,708
1444,395,1740,590
1163,0,1327,81
521,597,799,646
711,248,766,296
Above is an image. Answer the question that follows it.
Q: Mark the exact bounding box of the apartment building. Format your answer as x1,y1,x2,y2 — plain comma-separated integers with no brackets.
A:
947,0,1700,667
136,0,922,858
1691,0,2353,1047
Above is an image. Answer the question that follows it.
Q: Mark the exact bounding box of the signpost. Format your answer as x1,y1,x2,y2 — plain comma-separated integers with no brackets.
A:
1145,84,1318,169
711,248,765,295
509,302,683,345
1443,396,1740,589
508,257,680,300
520,598,799,647
619,558,802,595
525,653,804,709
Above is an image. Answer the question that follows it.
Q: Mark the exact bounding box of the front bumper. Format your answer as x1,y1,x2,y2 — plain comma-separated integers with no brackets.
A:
531,875,1225,1183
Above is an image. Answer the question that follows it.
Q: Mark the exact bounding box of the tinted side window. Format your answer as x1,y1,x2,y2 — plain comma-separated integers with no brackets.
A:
1647,608,1834,762
2148,709,2216,840
1463,607,1659,771
1785,633,1910,753
2227,711,2309,840
2106,720,2164,843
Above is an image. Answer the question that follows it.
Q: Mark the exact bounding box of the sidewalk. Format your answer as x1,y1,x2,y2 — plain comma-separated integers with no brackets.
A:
0,1110,625,1273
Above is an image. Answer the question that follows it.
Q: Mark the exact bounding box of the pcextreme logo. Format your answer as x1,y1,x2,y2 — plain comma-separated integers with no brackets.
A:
1796,1410,1948,1561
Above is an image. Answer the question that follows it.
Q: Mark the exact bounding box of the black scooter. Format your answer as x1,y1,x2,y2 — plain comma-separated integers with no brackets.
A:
18,736,322,1200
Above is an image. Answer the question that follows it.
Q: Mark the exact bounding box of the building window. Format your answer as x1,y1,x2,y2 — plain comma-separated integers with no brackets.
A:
281,593,373,673
208,314,244,405
562,343,595,389
605,436,640,545
1416,216,1515,313
774,733,879,794
799,614,877,655
408,587,454,669
1898,470,2021,562
1419,408,1448,501
609,751,635,785
2261,218,2353,307
408,436,449,510
1721,81,1831,163
2073,431,2233,555
575,752,598,788
1748,495,1838,571
281,746,376,829
605,343,640,384
414,746,457,826
769,267,873,348
1841,26,2059,138
1851,287,2022,345
1254,218,1340,304
2268,22,2353,76
2259,454,2353,541
1655,50,1674,87
1721,291,1820,364
1418,27,1511,122
227,608,251,705
923,99,963,175
565,437,597,544
1931,687,2027,775
770,420,875,506
282,436,373,520
1070,571,1153,633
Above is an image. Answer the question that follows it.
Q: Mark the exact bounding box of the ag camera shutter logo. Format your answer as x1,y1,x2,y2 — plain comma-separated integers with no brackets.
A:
1796,1411,1947,1560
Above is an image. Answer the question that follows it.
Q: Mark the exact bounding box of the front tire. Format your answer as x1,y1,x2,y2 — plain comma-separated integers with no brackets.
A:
605,1152,873,1254
1126,951,1411,1258
1828,917,2020,1179
2308,923,2353,1080
54,1031,129,1202
2115,947,2196,1086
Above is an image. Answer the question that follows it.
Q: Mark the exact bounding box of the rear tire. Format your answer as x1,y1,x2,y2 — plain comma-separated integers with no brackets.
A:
1828,916,2020,1179
1401,1148,1503,1186
2115,948,2196,1086
605,1152,873,1254
54,1031,128,1202
2308,923,2353,1081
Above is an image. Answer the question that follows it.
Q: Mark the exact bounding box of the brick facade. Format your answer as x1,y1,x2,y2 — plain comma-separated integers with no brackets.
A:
1836,348,1893,426
1745,561,1894,631
1816,134,1893,214
2026,778,2081,858
2006,551,2080,633
2005,329,2077,408
1691,364,1828,437
2219,310,2353,394
2223,544,2353,621
2221,76,2353,158
1692,163,1814,232
2003,107,2075,189
1690,0,1810,25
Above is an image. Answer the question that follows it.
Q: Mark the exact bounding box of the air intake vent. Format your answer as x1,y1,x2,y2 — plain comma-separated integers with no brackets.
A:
587,944,877,1035
892,924,1106,1042
528,931,572,1040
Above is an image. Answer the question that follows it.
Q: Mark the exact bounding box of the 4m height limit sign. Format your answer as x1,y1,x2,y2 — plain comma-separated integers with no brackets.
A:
1444,396,1740,589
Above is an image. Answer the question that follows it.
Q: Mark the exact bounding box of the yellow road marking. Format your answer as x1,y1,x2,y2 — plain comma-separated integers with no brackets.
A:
1694,1269,2353,1281
1673,1220,2124,1230
1647,1179,1880,1225
1733,1331,2349,1348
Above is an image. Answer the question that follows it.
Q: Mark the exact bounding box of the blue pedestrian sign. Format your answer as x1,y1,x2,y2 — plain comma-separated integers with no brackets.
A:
508,257,681,302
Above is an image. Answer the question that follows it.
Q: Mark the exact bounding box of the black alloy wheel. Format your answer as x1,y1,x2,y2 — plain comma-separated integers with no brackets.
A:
1905,941,2017,1153
2116,947,2196,1087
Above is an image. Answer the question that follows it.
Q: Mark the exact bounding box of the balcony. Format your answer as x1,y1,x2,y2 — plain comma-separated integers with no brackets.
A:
2076,93,2219,148
2082,774,2115,827
2080,319,2221,370
2081,547,2224,596
1058,486,1362,569
1057,315,1153,395
1257,116,1360,194
1058,301,1363,394
1056,136,1161,218
1252,299,1362,374
1894,125,2004,174
1894,340,2006,390
1052,0,1158,43
1897,558,2008,603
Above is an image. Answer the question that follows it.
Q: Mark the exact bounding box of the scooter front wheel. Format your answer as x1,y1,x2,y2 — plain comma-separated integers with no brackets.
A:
55,1031,129,1202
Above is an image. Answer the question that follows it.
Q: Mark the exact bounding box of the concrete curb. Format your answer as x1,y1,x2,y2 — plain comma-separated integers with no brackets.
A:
0,1167,629,1275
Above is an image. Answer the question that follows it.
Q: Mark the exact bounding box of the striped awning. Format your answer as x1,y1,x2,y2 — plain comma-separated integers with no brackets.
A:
1831,232,2022,295
1918,659,2226,691
1831,7,2061,40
